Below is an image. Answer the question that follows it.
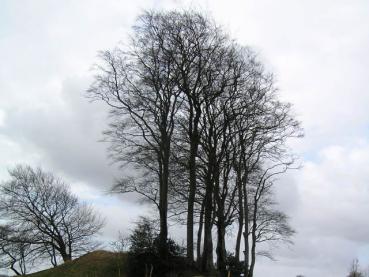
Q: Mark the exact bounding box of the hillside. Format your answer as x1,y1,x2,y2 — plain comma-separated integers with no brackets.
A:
24,251,203,277
26,250,127,277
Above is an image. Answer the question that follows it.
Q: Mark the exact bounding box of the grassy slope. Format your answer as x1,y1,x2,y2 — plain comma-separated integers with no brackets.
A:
26,250,127,277
25,250,205,277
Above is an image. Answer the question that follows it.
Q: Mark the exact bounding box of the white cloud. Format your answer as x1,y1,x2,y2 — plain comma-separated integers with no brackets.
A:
262,140,369,276
1,0,369,276
0,110,5,127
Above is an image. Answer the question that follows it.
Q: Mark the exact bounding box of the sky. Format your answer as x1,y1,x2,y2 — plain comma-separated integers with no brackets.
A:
1,0,369,276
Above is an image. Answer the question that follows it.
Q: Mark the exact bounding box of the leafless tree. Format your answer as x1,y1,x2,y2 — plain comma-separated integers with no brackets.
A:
0,165,104,264
0,225,42,276
161,12,230,263
246,164,295,277
111,232,130,277
88,9,302,275
348,259,365,277
88,11,184,260
223,55,302,277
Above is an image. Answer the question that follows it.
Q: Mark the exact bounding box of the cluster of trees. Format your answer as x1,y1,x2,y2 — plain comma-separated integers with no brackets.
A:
89,10,302,276
0,165,104,275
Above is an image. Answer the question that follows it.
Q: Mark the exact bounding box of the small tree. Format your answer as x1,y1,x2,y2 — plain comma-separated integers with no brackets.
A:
348,259,365,277
127,216,185,277
0,165,104,265
0,225,45,276
129,217,157,256
127,217,159,277
111,232,129,277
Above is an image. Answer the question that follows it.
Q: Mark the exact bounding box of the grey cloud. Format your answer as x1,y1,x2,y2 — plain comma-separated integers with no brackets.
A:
2,1,369,276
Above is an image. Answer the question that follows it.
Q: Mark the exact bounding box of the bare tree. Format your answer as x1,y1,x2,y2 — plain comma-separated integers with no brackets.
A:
348,259,365,277
0,225,42,276
246,164,295,277
111,232,130,277
88,9,302,276
161,12,230,263
0,165,104,264
88,11,184,260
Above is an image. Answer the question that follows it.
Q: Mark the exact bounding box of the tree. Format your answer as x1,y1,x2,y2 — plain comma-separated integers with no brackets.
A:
111,232,130,277
0,165,104,264
246,164,295,277
0,225,41,276
127,216,185,277
88,11,184,260
348,259,365,277
88,9,302,275
88,10,237,264
160,12,230,263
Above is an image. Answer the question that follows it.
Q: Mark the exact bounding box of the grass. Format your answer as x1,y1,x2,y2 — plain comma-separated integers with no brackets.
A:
26,250,127,277
24,250,207,277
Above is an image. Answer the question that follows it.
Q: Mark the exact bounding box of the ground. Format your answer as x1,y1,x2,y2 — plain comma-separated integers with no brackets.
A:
26,250,127,277
23,250,204,277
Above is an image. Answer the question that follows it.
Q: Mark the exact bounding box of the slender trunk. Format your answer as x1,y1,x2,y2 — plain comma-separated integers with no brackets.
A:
235,211,243,262
159,132,170,261
249,230,257,277
243,175,249,277
235,170,243,262
197,197,205,265
187,112,200,263
20,254,26,275
51,245,57,267
159,193,168,260
249,197,258,277
159,159,169,260
214,172,226,276
10,261,22,276
216,217,226,276
202,222,213,273
202,163,214,273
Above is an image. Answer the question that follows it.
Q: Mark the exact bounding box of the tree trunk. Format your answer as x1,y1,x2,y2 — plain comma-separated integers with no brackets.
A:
235,170,243,262
197,197,205,265
249,230,257,277
10,260,22,276
216,217,227,276
158,132,171,261
214,171,226,276
159,160,169,261
59,242,72,262
187,111,200,263
243,179,249,277
248,196,258,277
202,170,214,273
61,253,72,262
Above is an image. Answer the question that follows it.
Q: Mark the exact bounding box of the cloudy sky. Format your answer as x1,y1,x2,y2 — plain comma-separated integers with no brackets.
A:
1,0,369,276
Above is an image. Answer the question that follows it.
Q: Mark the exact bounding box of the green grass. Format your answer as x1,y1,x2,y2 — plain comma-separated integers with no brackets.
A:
24,250,206,277
26,250,127,277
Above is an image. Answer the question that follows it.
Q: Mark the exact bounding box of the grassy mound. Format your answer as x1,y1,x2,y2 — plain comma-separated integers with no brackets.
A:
26,250,127,277
24,250,205,277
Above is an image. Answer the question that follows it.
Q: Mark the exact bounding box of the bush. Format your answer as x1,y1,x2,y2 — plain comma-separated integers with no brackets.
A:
126,217,189,277
225,253,243,277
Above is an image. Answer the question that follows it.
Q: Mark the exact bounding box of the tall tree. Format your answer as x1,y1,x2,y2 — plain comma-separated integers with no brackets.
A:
162,12,229,262
88,11,183,260
89,10,302,275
